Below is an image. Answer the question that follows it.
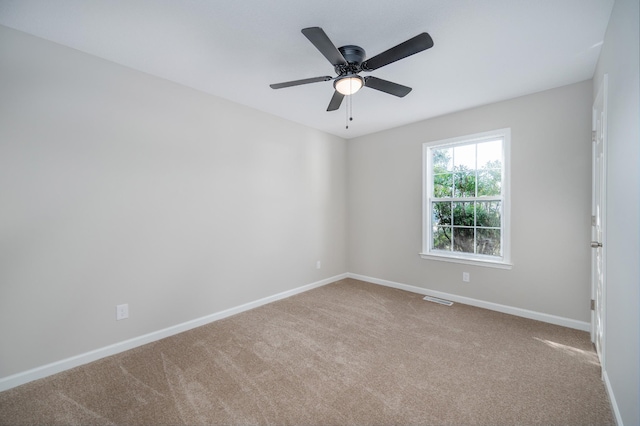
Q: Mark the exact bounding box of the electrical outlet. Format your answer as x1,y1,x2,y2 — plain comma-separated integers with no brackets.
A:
462,272,470,282
116,303,129,320
316,260,321,269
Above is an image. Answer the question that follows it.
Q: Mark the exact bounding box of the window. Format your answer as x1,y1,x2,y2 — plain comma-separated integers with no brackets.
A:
421,129,511,268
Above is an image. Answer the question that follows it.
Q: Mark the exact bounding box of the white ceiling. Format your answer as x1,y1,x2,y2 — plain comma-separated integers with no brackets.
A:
0,0,614,139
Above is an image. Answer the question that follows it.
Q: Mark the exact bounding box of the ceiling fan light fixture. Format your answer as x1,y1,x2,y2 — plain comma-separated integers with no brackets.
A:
334,75,364,95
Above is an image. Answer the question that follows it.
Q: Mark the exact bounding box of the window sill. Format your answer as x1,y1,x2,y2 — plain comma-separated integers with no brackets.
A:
419,253,513,270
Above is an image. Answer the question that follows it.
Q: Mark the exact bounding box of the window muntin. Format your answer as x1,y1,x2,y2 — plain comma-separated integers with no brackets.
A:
422,129,511,267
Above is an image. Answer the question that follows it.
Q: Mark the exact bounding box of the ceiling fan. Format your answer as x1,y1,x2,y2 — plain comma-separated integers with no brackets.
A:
270,27,434,111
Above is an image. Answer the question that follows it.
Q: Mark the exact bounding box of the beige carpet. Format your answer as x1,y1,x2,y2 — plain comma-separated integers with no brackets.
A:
0,278,613,425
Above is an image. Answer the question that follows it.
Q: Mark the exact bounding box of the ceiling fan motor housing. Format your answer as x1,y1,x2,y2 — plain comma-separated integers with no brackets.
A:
336,45,366,75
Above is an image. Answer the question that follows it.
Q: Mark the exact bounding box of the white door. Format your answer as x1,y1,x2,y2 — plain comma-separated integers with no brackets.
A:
591,75,607,366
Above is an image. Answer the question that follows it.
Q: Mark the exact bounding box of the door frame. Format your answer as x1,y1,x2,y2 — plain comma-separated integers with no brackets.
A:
591,74,608,367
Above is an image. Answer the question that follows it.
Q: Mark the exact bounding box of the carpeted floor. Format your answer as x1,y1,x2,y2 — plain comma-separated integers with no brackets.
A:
0,278,614,425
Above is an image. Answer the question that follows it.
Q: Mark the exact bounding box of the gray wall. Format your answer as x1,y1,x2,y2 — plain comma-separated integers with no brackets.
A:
348,80,594,322
0,25,348,378
593,0,640,424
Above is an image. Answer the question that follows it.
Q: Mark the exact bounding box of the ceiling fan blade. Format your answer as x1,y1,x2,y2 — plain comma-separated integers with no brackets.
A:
364,76,412,97
302,27,347,66
270,76,333,89
363,32,434,71
327,91,344,111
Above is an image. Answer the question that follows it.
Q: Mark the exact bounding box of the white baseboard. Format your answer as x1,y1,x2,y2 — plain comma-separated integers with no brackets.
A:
347,273,591,332
0,273,348,392
603,370,623,426
0,272,593,393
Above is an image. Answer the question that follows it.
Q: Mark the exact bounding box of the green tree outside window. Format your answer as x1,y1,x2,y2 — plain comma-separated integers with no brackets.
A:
431,141,502,256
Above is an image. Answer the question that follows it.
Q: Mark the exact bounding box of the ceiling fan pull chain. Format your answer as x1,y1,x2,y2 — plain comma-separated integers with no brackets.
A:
346,95,349,129
350,93,354,123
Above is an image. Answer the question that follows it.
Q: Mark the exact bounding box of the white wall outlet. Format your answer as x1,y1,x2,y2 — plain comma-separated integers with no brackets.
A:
316,260,321,269
116,303,129,320
462,272,470,282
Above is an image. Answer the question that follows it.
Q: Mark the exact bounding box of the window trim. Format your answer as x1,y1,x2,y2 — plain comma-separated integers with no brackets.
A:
420,128,512,269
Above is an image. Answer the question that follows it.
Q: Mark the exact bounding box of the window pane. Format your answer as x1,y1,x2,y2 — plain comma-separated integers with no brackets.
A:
454,170,476,198
432,148,453,172
433,172,453,197
476,201,501,227
477,169,501,196
477,139,502,169
477,229,501,255
432,202,451,225
432,227,451,251
453,201,474,226
453,227,474,253
453,144,476,169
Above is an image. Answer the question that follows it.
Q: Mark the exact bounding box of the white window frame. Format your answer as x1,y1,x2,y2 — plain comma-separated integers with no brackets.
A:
420,128,512,269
